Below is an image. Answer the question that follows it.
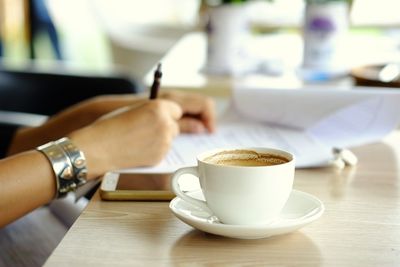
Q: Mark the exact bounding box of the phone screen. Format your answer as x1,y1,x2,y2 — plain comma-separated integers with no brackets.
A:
116,173,171,191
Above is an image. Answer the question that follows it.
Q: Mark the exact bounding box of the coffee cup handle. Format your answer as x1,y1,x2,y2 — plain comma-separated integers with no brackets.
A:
171,166,210,212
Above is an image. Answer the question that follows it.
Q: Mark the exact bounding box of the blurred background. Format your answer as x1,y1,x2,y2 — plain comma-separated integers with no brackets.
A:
1,3,400,263
0,0,400,82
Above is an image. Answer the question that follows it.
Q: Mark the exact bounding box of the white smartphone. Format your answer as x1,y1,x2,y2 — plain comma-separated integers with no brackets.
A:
100,171,174,201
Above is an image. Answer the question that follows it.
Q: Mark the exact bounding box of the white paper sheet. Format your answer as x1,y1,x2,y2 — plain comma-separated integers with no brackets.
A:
165,119,333,168
123,86,400,173
232,86,400,148
126,108,333,172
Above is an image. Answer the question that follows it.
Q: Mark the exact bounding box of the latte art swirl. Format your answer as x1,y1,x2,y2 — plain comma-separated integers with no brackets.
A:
204,149,289,166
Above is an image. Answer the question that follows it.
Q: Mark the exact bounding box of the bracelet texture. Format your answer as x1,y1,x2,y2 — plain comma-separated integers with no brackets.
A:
37,137,88,198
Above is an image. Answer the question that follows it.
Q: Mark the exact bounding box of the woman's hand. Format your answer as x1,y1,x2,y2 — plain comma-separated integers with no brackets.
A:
68,99,182,179
46,90,215,137
160,91,216,133
7,90,215,155
7,94,147,154
0,99,183,226
0,92,215,227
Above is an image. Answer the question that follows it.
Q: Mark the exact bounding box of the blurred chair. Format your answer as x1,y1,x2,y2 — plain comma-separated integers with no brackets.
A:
0,206,68,267
0,68,141,116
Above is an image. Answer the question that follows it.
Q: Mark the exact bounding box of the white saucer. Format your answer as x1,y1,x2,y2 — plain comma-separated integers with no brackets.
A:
169,190,324,239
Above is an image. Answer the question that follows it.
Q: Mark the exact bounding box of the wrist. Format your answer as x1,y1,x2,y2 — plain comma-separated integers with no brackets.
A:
37,137,88,198
67,128,109,180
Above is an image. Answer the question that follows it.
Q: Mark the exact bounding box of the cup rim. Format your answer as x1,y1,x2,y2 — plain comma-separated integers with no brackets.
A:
197,147,295,168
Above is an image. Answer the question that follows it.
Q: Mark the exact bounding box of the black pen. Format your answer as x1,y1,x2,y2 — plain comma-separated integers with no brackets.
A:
149,63,162,99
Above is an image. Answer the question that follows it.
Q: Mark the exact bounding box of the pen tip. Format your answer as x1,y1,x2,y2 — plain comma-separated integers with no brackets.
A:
154,63,162,78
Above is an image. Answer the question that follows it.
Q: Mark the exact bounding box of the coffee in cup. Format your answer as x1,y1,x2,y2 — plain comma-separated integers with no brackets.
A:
171,147,295,225
203,149,289,167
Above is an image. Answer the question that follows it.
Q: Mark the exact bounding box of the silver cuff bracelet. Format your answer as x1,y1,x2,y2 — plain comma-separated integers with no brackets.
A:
37,137,88,198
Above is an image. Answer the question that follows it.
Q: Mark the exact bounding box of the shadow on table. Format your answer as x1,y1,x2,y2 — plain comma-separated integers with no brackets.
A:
170,230,322,266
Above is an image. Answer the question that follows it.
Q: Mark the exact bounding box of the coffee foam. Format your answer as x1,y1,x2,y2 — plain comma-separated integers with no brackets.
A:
204,149,289,166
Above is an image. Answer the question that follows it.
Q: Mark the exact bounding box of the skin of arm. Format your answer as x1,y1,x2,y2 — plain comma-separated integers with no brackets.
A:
0,151,57,227
0,99,183,227
7,91,215,155
0,91,215,227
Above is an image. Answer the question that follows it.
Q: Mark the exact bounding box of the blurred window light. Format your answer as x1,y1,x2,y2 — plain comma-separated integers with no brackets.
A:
350,0,400,27
89,0,200,29
46,0,400,36
249,0,400,28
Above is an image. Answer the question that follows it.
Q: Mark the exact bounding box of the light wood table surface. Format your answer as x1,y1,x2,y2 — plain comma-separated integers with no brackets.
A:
45,32,400,266
45,131,400,266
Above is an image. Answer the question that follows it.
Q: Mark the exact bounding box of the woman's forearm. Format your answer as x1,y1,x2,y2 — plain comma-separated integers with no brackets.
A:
7,94,147,156
0,150,56,227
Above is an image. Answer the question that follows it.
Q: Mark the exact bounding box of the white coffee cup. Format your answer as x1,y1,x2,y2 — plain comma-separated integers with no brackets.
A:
171,147,295,225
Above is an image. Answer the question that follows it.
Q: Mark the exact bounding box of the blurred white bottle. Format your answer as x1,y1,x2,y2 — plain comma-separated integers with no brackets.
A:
302,0,350,78
205,3,250,75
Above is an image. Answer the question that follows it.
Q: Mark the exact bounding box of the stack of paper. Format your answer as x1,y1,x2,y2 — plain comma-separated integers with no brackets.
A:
127,86,400,172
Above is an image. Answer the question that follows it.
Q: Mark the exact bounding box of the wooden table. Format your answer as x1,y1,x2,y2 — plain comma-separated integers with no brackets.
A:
44,131,400,266
45,31,400,266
